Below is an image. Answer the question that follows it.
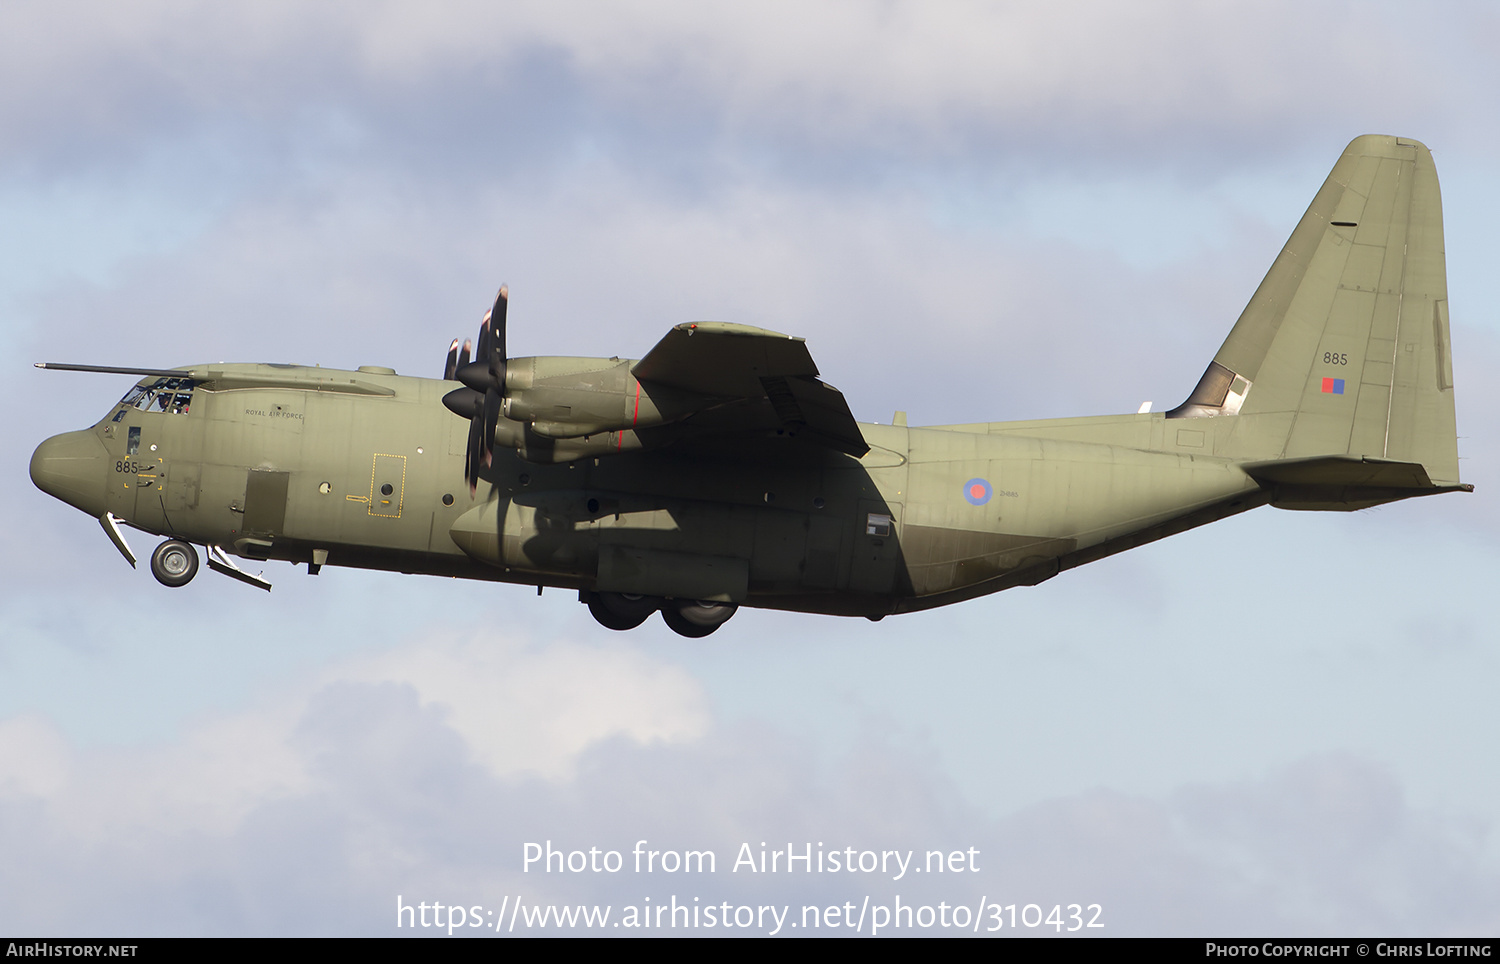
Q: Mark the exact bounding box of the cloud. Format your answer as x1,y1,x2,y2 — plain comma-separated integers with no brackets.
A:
1,625,1495,935
0,714,71,798
338,631,709,780
1168,758,1500,934
2,1,1488,172
5,2,1497,939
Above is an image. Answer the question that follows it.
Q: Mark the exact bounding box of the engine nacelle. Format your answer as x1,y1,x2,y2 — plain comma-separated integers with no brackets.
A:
444,355,711,462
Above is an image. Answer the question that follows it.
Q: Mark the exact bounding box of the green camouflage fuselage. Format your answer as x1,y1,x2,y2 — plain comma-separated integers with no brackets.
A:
69,364,1259,617
31,135,1469,625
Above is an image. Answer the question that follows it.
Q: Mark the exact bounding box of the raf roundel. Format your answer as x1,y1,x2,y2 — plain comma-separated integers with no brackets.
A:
963,478,992,506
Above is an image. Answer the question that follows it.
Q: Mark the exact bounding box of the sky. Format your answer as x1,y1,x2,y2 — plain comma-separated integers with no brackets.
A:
3,0,1500,937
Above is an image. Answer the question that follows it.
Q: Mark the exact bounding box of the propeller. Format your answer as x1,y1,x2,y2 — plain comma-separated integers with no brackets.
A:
442,286,508,496
442,338,471,381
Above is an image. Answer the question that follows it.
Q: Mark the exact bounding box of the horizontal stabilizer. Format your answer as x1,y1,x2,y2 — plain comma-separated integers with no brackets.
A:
1242,455,1471,511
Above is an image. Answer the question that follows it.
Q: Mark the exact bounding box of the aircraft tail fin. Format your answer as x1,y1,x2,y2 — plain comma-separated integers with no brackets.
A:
1168,135,1461,488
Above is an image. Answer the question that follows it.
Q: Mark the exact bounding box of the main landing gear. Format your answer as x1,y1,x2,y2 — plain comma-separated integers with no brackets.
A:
150,539,199,587
586,592,658,631
660,600,737,638
583,592,738,637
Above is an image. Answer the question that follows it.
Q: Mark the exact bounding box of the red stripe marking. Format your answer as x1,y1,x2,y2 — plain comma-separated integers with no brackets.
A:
620,381,641,451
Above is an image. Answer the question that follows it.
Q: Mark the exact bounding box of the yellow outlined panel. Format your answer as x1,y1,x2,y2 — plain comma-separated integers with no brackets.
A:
368,453,407,518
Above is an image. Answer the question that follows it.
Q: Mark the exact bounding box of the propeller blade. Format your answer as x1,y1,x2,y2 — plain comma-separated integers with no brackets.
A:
457,313,495,391
464,416,483,497
458,285,511,498
488,285,508,386
475,313,491,378
443,339,460,381
482,386,500,469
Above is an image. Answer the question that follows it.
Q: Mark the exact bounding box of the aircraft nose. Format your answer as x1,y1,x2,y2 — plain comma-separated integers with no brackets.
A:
31,430,109,517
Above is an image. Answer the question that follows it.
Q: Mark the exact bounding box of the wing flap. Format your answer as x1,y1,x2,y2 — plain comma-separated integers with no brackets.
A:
634,322,868,456
761,375,869,456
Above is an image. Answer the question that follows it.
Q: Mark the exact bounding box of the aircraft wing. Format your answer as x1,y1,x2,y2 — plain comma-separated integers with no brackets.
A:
633,322,869,457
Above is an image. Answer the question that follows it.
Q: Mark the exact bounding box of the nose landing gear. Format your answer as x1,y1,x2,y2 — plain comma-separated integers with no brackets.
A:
150,539,199,587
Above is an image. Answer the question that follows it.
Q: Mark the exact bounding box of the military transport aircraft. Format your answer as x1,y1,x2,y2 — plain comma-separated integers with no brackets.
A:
30,135,1469,637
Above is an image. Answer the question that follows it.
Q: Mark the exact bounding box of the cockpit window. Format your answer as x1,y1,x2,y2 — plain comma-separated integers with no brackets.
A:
119,377,196,416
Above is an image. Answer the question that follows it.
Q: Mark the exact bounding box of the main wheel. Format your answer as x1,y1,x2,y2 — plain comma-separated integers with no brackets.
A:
660,600,736,638
586,592,657,631
150,540,199,588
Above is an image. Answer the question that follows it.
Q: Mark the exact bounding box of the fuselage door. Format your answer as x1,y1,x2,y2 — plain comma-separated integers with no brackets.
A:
243,469,291,538
368,453,407,518
107,426,154,520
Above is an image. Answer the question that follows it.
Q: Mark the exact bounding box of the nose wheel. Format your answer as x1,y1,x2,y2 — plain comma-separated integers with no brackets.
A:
150,539,199,587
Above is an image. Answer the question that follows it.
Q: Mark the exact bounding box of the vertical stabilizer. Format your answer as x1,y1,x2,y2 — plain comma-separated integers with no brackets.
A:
1170,135,1460,485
